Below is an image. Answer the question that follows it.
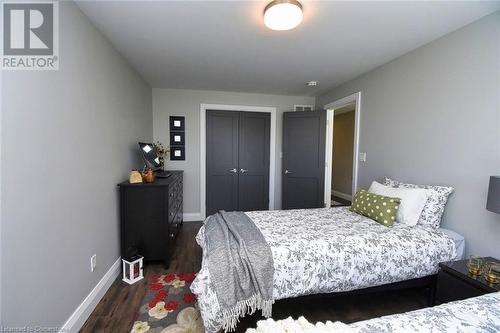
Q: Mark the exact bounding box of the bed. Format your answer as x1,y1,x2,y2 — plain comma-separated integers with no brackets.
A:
246,292,500,332
191,206,462,332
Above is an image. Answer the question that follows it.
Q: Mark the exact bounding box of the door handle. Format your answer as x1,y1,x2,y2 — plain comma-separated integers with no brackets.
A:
229,168,238,173
240,169,248,174
285,169,293,174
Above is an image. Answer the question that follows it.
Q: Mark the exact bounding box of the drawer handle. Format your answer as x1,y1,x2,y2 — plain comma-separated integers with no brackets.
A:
170,233,174,237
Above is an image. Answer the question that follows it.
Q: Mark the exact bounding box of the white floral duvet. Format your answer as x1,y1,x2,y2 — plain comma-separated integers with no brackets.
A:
191,207,457,333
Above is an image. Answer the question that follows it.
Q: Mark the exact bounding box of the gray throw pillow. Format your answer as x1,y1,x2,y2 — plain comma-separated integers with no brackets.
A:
384,177,454,228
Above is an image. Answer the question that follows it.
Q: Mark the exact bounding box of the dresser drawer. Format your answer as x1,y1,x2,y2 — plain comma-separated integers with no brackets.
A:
168,177,182,201
168,198,182,222
176,177,183,195
168,189,176,203
168,212,181,237
167,225,176,244
168,206,176,223
169,198,182,231
168,184,178,205
176,203,183,225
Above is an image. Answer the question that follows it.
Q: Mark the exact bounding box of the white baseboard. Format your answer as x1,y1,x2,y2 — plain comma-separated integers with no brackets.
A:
183,213,203,222
59,258,121,333
332,190,352,201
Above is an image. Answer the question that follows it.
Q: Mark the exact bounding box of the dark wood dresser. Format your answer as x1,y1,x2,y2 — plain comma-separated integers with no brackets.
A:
436,257,500,304
118,171,183,267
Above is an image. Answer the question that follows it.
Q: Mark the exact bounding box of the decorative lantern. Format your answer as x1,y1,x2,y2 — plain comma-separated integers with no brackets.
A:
122,255,144,284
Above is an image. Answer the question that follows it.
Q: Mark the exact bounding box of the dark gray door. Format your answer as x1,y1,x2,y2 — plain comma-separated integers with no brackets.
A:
282,111,326,209
206,111,239,216
206,110,270,216
238,112,270,211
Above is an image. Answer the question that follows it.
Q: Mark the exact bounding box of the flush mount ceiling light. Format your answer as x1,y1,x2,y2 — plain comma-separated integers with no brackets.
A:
306,81,318,87
264,0,303,31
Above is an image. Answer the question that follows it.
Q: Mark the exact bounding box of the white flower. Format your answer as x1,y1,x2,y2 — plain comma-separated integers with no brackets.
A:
131,321,150,333
171,279,186,289
160,307,204,333
148,301,172,320
158,275,169,286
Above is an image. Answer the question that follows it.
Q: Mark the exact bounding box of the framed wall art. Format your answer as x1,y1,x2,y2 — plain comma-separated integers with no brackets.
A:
169,116,185,160
169,116,185,131
170,147,185,161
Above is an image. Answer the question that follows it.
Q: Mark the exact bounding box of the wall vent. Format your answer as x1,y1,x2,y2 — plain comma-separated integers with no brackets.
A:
294,105,313,111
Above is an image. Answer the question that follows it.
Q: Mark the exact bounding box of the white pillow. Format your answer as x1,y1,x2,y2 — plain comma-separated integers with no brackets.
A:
368,181,430,226
384,177,454,228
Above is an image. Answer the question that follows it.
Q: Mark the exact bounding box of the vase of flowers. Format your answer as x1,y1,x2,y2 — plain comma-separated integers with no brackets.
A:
153,141,170,171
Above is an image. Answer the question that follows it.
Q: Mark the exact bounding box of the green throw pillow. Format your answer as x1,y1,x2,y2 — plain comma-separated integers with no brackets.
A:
350,189,401,227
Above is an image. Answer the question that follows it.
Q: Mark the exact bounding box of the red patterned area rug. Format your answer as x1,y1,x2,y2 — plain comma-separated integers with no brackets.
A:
130,272,204,333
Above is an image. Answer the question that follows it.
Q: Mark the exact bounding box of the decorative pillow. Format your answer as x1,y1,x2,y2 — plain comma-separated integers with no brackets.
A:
350,189,400,227
384,177,454,228
368,181,430,226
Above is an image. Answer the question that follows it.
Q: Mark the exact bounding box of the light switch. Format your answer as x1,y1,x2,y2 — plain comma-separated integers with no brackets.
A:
359,152,367,162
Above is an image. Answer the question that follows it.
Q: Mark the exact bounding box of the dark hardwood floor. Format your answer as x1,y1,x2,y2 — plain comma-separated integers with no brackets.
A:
81,221,429,333
331,195,351,206
80,222,202,333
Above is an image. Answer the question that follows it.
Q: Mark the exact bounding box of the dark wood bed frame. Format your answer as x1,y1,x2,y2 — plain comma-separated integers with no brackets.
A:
233,275,438,331
285,274,437,306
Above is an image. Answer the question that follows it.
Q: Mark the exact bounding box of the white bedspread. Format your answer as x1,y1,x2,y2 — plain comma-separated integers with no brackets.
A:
191,207,457,333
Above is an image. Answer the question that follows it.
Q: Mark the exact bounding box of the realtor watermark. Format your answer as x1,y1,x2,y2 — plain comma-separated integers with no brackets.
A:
0,327,66,332
1,1,59,70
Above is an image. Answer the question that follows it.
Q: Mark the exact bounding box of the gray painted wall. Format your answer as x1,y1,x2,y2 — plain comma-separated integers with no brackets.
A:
317,11,500,258
1,2,152,328
153,89,315,216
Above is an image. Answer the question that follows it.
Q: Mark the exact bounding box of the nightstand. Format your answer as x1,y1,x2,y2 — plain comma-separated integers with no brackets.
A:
436,257,500,305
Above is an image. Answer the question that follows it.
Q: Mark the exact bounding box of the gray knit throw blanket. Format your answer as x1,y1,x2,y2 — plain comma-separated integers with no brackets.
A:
204,211,274,332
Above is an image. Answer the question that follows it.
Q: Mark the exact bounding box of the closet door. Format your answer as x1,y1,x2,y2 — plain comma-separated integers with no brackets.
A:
282,111,326,209
206,110,239,216
238,112,270,211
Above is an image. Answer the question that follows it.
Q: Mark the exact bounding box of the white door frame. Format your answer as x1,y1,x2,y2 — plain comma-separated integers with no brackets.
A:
200,103,277,220
323,92,362,207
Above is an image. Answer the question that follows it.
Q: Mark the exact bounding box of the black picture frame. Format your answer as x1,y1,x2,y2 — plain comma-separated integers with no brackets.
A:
169,116,185,160
170,131,185,146
170,147,185,161
169,116,185,131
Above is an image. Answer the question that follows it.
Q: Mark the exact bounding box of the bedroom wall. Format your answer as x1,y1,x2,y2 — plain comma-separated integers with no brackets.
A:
1,2,152,329
152,89,315,218
317,11,500,258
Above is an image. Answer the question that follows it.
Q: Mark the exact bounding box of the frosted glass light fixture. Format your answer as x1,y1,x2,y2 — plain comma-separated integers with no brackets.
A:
264,0,303,31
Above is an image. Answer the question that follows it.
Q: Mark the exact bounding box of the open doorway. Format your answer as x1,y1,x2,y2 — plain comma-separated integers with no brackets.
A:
323,92,361,208
331,105,355,206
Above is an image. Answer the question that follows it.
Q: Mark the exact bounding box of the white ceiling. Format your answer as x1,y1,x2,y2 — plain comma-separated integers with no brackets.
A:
76,1,500,96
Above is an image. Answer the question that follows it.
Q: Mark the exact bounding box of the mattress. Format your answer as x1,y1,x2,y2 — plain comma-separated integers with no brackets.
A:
191,207,458,333
438,227,465,260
